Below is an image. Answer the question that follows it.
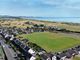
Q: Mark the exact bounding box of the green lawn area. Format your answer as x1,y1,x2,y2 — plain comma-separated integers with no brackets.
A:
18,32,80,52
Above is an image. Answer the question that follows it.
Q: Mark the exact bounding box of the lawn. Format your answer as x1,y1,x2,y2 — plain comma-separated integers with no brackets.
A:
18,32,80,52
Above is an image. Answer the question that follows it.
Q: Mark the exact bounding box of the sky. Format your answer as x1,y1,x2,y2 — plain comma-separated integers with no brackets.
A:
0,0,80,17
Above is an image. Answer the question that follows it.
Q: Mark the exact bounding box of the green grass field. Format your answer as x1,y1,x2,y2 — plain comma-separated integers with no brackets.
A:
18,32,80,52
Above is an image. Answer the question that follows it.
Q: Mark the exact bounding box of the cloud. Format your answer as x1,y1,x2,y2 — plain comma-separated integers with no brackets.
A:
38,0,80,8
1,0,80,8
0,0,80,17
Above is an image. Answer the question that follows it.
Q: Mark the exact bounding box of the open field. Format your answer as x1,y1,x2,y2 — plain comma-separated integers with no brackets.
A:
0,20,80,32
0,20,32,28
18,32,80,52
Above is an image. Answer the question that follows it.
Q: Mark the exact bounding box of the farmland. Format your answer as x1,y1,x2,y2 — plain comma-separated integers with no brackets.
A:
18,32,80,52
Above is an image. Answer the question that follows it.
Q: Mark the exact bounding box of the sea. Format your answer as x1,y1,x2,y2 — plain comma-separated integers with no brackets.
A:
27,17,80,23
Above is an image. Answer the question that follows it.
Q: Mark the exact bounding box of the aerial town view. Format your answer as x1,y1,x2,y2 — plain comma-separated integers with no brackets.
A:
0,0,80,60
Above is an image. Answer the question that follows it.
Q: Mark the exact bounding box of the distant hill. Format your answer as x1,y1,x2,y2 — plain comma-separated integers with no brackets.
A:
0,15,22,20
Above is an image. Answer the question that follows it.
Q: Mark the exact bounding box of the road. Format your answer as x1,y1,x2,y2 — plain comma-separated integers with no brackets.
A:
0,37,17,60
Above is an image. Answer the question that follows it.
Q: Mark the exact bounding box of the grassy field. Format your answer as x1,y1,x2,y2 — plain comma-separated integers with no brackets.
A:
0,20,80,31
18,32,80,52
